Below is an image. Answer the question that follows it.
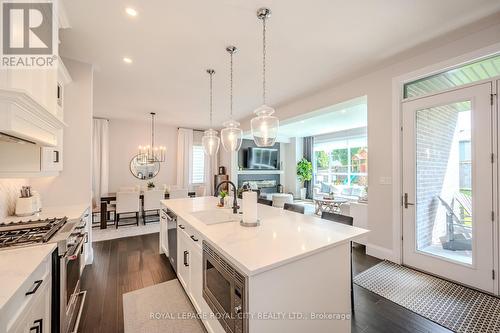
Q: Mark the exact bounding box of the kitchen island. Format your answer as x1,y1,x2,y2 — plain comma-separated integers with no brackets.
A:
161,196,369,333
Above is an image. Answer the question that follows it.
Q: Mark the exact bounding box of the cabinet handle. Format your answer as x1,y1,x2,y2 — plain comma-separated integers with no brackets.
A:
190,235,198,242
30,319,42,333
26,280,43,296
53,150,59,163
179,224,185,229
183,250,189,267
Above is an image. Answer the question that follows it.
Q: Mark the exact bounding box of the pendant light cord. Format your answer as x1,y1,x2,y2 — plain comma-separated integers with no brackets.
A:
151,113,155,149
209,71,213,128
262,17,267,105
230,50,234,118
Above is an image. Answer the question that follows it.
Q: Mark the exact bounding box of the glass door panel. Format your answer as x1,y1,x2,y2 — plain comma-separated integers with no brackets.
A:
415,101,472,265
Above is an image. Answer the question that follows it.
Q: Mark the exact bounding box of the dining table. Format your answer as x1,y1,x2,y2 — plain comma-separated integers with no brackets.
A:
99,191,195,229
313,196,349,216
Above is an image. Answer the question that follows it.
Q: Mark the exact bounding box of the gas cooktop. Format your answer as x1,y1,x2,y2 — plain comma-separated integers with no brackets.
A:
0,217,68,249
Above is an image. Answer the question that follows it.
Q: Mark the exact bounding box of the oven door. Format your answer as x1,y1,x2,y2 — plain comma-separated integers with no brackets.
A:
61,233,87,333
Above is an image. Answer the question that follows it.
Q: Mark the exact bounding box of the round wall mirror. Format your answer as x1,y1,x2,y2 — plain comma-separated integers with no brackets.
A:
130,155,160,180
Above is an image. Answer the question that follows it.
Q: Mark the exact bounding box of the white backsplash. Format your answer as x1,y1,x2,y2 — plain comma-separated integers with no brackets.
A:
0,179,28,218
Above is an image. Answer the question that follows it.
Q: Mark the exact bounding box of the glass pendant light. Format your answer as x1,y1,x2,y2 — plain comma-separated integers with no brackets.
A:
202,69,220,156
251,7,279,147
220,46,243,152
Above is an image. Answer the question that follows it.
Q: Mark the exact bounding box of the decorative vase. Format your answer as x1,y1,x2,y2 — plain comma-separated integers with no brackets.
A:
300,188,307,200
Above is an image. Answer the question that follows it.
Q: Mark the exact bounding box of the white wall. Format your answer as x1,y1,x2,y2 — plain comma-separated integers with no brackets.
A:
107,119,177,192
30,58,93,208
239,15,500,260
0,179,29,219
283,138,303,197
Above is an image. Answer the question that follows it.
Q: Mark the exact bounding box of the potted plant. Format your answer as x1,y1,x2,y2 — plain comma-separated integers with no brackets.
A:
297,158,312,200
147,181,155,190
219,190,228,207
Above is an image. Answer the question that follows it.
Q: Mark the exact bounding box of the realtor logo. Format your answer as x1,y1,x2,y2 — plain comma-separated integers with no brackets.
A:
1,1,56,67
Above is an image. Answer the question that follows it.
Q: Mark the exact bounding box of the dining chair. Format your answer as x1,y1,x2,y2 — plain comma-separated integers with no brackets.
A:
283,203,305,214
115,191,141,228
168,187,189,199
272,194,293,208
195,185,206,197
91,195,115,228
321,211,355,312
257,198,273,206
142,189,164,224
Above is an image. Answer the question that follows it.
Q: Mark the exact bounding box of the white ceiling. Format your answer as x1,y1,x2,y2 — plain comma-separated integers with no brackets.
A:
277,96,367,139
60,0,500,128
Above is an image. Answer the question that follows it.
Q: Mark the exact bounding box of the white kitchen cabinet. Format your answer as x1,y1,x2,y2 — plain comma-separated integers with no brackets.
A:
40,58,71,174
189,239,203,310
0,247,53,333
7,276,51,333
173,218,209,319
176,224,191,290
56,58,72,120
41,129,64,172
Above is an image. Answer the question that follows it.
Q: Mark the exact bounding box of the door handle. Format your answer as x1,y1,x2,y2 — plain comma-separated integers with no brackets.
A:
183,250,189,267
404,193,414,209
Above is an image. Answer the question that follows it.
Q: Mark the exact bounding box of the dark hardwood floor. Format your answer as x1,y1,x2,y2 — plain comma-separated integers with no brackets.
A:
79,234,452,333
79,233,176,333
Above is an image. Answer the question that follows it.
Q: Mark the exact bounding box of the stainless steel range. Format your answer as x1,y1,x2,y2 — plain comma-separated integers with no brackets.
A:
0,217,68,248
0,215,88,333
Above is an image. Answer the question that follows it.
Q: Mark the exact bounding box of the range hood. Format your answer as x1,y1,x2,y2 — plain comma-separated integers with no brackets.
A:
0,89,66,146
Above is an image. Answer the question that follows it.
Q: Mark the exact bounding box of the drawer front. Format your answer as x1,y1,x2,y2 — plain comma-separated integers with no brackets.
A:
7,275,51,333
187,227,202,249
3,253,51,330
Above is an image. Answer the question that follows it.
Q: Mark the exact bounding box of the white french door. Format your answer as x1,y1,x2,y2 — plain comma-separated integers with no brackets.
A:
402,82,496,293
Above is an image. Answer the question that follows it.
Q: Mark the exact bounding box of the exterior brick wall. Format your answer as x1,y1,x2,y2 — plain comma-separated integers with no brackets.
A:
415,104,462,249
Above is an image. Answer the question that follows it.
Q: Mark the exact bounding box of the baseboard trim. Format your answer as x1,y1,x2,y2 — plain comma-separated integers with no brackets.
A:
366,243,398,263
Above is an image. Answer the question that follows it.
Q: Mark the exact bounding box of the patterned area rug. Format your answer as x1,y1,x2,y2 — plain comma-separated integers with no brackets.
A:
354,261,500,333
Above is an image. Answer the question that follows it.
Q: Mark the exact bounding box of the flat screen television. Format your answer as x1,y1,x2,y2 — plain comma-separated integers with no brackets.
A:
246,147,278,170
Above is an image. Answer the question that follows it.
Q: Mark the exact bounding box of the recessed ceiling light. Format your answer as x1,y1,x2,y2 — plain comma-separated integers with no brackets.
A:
125,7,138,17
123,57,133,64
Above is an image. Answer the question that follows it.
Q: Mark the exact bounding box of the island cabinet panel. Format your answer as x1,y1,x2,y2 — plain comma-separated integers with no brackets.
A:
247,243,352,333
188,235,203,310
177,223,191,290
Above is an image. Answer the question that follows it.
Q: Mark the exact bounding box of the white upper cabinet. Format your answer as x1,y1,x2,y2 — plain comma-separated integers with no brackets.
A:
0,0,72,177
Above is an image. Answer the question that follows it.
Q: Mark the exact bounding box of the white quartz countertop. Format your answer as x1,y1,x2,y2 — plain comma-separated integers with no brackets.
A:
3,203,89,224
162,197,369,276
0,243,56,310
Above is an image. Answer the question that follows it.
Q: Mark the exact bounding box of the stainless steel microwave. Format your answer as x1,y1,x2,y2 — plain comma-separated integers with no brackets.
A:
202,241,248,333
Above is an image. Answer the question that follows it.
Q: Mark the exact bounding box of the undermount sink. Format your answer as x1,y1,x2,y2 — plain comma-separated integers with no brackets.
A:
190,209,240,225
